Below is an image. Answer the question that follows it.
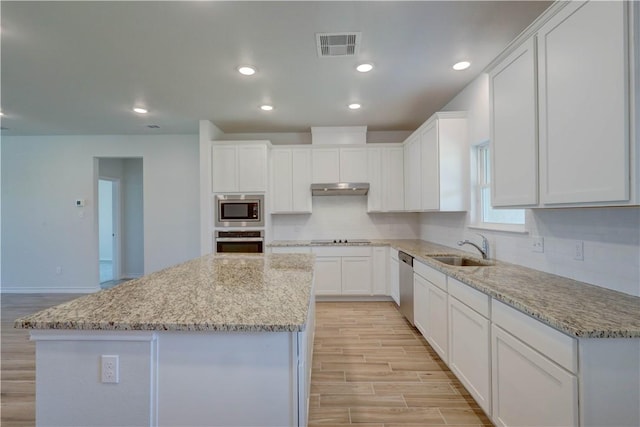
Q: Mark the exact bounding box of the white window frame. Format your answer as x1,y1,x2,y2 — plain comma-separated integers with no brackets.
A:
470,142,527,234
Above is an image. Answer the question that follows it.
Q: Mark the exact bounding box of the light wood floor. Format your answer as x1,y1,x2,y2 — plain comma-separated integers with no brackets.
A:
2,296,492,426
309,302,493,426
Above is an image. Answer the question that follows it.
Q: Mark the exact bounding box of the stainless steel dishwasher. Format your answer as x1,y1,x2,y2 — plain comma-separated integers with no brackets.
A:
398,251,414,325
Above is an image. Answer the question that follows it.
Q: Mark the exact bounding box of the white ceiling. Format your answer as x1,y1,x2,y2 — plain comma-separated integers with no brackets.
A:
1,1,551,136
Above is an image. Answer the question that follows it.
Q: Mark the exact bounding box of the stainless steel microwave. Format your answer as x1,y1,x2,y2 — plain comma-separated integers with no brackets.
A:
215,194,264,227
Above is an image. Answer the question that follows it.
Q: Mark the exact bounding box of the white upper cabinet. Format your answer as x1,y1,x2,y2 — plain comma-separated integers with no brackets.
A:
538,0,630,205
339,147,368,182
311,148,340,183
489,0,637,208
403,112,468,212
211,142,269,193
403,134,421,211
489,37,538,207
211,145,238,193
311,147,367,183
271,147,312,214
368,145,405,212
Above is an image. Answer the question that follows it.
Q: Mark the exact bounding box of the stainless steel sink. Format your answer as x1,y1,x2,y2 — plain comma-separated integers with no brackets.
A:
429,255,494,267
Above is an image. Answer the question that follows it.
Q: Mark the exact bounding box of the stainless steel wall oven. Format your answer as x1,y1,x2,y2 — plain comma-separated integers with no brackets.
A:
215,230,264,253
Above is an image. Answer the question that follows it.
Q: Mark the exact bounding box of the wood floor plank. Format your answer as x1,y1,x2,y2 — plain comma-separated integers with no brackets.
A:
310,301,493,426
373,382,459,396
311,382,374,395
439,407,494,425
320,393,406,408
349,407,445,424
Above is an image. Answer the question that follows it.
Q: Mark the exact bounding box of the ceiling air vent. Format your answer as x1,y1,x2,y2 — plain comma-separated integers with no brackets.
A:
316,32,361,57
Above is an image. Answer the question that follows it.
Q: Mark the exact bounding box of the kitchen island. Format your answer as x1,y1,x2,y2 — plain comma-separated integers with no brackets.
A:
15,253,316,427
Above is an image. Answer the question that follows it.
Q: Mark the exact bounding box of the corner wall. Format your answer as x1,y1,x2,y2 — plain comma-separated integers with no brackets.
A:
1,134,199,293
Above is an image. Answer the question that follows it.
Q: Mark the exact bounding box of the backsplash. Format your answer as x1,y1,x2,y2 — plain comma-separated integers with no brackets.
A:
271,196,419,240
419,207,640,297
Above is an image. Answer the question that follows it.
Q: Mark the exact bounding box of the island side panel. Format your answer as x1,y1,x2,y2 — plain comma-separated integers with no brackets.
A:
298,293,315,427
32,331,158,427
157,331,299,427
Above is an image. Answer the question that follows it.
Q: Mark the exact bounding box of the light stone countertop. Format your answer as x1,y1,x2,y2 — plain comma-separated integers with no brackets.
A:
15,253,316,333
270,239,640,338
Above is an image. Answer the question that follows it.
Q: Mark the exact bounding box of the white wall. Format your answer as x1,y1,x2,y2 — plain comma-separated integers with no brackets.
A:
272,196,419,241
1,134,199,293
419,75,640,297
122,158,144,278
98,179,113,260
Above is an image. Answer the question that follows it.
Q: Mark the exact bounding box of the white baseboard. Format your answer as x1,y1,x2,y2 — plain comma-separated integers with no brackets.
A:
1,286,99,294
121,272,143,279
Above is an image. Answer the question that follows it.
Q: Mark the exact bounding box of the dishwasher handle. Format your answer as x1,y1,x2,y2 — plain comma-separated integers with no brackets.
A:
398,251,413,267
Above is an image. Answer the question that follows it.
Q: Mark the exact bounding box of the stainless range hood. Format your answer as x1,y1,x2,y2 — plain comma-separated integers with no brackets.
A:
310,182,370,196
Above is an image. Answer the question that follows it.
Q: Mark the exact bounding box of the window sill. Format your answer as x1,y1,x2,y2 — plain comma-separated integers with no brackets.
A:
468,223,529,234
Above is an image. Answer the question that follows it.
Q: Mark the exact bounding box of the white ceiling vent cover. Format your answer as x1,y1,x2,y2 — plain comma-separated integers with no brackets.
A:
316,32,361,57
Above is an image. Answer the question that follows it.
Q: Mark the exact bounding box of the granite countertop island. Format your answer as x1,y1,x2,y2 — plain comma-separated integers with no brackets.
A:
270,239,640,338
17,253,318,427
15,253,316,332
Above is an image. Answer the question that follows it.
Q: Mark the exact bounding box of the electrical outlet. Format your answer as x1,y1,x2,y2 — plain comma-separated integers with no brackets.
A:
532,236,544,253
574,241,584,261
55,266,62,275
101,355,119,384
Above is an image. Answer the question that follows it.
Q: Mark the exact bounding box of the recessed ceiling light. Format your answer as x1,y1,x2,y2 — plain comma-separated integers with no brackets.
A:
452,61,471,71
260,105,274,111
133,107,148,114
348,103,361,110
0,111,4,116
238,66,257,76
356,63,374,73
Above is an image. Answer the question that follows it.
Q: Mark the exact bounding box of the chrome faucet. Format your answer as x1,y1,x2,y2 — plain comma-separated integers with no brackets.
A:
458,234,490,259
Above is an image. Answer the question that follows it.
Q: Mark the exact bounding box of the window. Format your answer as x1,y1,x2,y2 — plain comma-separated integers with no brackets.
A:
474,143,525,229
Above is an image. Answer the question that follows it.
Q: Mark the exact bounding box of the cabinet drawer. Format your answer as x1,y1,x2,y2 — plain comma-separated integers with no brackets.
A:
414,260,447,291
448,278,490,318
311,246,372,257
492,300,577,373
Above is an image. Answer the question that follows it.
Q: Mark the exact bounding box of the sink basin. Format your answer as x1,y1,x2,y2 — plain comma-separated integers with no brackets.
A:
429,255,494,267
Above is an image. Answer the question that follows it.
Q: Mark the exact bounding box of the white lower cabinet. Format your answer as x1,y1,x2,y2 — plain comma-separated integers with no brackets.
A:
413,260,449,364
314,257,342,295
372,246,388,295
341,257,372,295
312,247,372,296
413,273,429,337
389,249,400,304
491,299,578,427
448,279,491,415
491,325,577,427
424,279,448,363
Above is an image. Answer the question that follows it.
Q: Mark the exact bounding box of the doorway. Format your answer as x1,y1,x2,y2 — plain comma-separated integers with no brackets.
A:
99,178,120,283
96,158,144,289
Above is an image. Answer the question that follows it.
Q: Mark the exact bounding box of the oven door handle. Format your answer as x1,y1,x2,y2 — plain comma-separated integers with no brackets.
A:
215,238,264,242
